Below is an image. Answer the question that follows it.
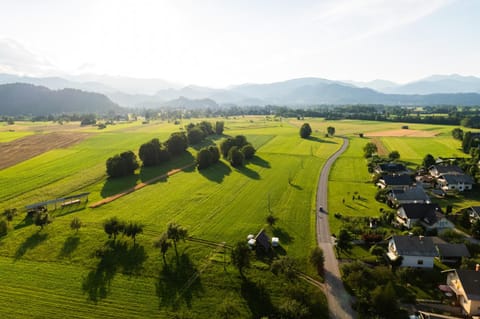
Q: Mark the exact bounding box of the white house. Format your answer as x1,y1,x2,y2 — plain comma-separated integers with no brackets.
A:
429,164,474,192
437,174,474,192
387,235,437,268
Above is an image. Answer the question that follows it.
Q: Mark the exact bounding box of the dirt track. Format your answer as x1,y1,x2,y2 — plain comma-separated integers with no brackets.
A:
0,132,91,170
371,137,389,156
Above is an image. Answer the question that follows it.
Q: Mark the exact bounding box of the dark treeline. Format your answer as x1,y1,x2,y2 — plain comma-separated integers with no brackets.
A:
3,102,480,129
140,104,480,128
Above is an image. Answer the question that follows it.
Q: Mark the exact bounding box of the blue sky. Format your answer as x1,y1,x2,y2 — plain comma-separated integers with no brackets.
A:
0,0,479,87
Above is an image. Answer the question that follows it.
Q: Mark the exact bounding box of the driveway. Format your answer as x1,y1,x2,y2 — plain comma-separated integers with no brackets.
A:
316,137,357,319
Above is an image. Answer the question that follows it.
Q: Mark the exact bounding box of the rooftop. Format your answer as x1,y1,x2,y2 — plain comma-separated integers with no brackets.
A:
391,235,437,257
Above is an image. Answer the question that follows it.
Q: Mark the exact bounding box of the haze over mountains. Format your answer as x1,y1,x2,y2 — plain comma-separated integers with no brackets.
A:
1,73,480,113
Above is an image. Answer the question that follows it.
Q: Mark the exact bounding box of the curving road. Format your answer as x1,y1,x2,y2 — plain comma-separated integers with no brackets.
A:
316,137,357,319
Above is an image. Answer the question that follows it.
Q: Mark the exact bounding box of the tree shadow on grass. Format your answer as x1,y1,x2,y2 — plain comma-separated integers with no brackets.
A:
237,166,260,180
14,215,34,230
306,136,337,144
250,156,271,168
15,232,48,260
240,278,275,318
272,227,294,244
59,235,80,258
139,151,197,182
100,174,139,198
198,161,232,183
82,241,147,303
289,183,303,190
156,253,203,309
54,203,88,218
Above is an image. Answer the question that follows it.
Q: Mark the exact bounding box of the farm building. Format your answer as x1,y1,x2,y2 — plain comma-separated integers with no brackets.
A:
25,193,90,213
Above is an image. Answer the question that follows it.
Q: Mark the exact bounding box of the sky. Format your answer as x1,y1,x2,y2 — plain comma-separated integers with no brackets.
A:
0,0,479,87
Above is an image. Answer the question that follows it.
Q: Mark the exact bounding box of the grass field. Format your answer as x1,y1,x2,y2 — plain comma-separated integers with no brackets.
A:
0,117,336,318
2,117,480,318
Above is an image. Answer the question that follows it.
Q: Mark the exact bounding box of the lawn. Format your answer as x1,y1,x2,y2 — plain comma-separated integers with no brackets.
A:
328,137,389,235
0,117,335,318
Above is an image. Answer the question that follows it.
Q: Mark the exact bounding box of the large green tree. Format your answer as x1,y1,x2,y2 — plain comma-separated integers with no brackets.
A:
123,221,143,245
34,211,51,230
337,229,352,251
228,146,245,167
154,233,172,264
422,154,436,169
139,138,165,166
241,144,256,159
103,217,124,241
231,241,250,277
197,148,214,169
452,128,464,140
299,123,312,138
309,247,325,275
167,222,188,261
388,150,400,160
187,127,205,145
215,121,224,135
363,142,377,158
327,126,335,136
166,132,188,156
106,151,139,178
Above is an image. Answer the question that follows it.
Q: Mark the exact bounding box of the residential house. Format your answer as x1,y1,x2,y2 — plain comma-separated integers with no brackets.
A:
429,164,474,192
437,174,474,192
429,165,465,178
387,186,431,207
387,235,437,268
396,203,454,231
374,163,411,175
446,269,480,316
377,174,413,189
415,174,435,189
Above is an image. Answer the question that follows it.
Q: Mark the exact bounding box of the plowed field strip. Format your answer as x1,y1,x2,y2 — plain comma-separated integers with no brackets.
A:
0,132,91,169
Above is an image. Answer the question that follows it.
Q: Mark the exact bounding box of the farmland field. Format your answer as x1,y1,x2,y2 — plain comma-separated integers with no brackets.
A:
2,117,479,318
0,117,336,318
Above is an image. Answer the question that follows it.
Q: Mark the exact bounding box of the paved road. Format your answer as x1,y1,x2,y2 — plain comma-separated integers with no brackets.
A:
316,137,357,319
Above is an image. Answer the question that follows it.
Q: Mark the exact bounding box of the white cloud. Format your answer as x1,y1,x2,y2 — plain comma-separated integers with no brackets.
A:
0,38,55,75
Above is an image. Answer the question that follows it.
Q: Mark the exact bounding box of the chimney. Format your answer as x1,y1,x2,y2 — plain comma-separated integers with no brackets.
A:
476,264,479,272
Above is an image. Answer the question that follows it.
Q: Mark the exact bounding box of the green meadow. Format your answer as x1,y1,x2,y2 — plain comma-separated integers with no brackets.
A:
0,117,337,318
2,117,479,318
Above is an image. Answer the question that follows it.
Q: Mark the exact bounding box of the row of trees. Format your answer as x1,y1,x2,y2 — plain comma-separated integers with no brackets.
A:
107,131,189,178
106,121,227,177
185,121,224,145
219,135,256,167
103,217,144,244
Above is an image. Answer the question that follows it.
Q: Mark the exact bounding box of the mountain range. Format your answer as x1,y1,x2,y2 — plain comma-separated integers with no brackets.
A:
1,73,480,109
0,83,120,116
